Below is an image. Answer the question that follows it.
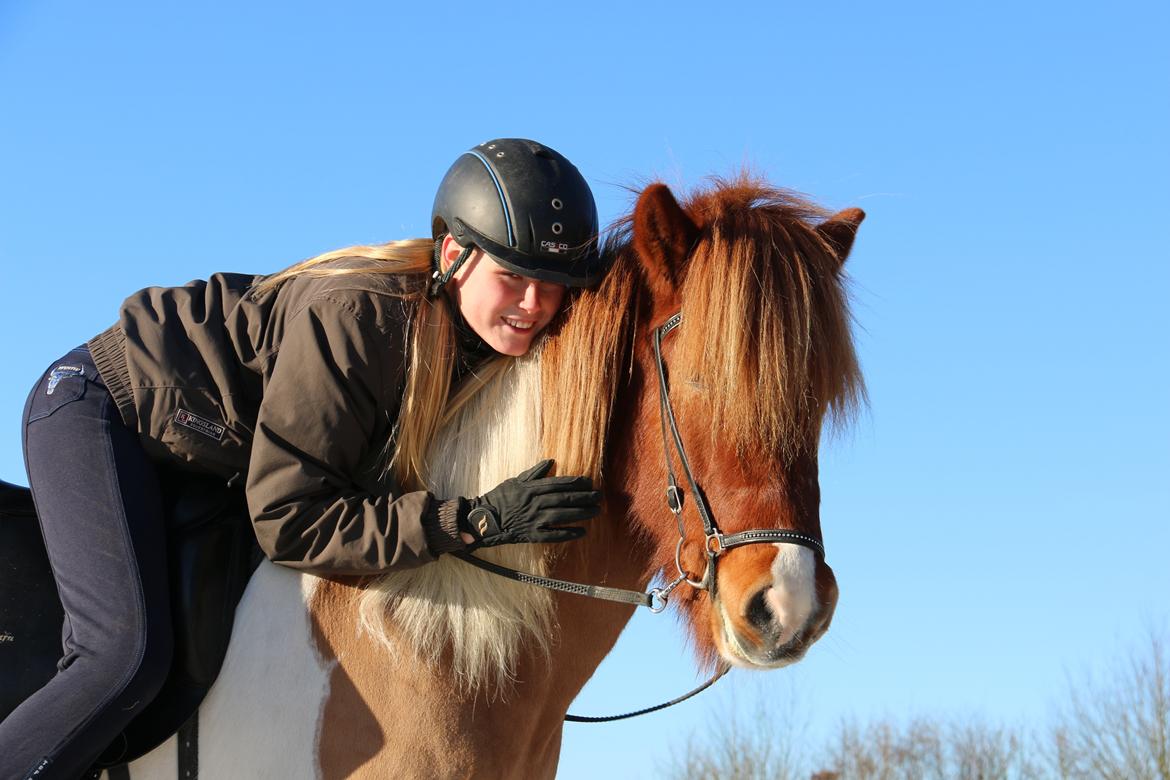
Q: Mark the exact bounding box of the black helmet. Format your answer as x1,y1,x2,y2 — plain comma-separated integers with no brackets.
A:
430,139,602,291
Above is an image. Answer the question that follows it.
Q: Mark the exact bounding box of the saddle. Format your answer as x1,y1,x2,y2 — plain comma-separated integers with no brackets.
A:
0,467,260,767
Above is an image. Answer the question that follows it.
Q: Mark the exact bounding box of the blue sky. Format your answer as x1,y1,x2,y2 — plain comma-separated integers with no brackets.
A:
2,1,1167,776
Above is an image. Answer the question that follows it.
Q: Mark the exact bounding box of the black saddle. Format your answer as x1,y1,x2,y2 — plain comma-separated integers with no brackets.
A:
0,467,260,767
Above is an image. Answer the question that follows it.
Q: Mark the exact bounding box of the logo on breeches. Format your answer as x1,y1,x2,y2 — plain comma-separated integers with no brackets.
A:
46,364,84,395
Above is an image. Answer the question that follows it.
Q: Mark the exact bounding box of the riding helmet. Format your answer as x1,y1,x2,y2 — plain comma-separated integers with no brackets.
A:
431,139,602,289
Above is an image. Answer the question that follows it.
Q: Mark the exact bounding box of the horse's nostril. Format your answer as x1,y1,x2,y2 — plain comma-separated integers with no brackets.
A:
746,588,774,629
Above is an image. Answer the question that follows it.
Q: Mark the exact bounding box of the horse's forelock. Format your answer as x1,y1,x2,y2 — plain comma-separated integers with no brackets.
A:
674,176,865,457
558,175,863,461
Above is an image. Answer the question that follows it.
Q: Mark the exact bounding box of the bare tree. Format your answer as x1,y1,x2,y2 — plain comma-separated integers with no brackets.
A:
947,718,1045,780
1046,631,1170,779
660,683,810,780
657,630,1168,780
663,709,1044,780
821,717,945,780
816,716,1044,780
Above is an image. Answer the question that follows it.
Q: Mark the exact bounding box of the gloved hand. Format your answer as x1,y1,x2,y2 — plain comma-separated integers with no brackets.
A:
460,459,600,549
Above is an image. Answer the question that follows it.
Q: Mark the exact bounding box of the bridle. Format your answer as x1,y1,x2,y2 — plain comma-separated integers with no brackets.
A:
652,312,825,599
452,311,828,720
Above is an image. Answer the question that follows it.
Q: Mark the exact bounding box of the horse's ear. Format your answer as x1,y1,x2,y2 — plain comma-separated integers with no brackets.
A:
817,207,866,267
633,183,700,296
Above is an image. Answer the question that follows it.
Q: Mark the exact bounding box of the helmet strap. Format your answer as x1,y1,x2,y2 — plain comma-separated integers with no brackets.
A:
429,236,474,297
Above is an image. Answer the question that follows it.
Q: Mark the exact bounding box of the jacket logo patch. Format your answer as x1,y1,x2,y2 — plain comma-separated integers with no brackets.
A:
175,408,225,441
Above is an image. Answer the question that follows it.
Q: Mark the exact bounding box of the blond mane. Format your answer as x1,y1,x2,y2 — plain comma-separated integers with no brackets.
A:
357,357,553,694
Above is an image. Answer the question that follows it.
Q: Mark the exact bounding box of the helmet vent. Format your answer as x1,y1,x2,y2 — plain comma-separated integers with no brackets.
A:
551,198,564,210
551,222,564,235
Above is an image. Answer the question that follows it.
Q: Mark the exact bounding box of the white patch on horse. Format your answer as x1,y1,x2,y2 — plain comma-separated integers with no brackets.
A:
766,543,817,647
122,562,331,778
717,543,818,668
358,354,555,694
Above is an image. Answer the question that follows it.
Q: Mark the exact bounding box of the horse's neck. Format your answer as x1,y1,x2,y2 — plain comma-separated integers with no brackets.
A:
300,545,645,778
302,355,650,776
535,344,660,714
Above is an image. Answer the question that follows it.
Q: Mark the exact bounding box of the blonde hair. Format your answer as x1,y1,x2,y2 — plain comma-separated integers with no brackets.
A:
252,239,510,491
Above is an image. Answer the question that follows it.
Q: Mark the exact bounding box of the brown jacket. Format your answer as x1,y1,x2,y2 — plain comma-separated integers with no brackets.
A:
87,259,465,575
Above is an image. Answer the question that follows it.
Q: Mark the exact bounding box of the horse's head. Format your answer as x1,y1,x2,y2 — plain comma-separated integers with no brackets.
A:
618,177,865,670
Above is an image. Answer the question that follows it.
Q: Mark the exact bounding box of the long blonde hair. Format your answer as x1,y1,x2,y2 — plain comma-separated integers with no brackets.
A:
251,239,510,491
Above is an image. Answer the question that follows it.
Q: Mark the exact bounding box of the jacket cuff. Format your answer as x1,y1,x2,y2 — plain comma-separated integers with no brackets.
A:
423,496,468,555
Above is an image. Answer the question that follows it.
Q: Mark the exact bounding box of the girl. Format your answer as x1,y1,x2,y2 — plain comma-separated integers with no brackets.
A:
1,139,604,779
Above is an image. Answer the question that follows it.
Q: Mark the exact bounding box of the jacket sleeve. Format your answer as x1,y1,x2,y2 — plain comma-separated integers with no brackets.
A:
245,294,465,575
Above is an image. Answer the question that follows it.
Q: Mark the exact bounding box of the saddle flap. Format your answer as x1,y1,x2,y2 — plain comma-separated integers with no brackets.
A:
0,481,64,720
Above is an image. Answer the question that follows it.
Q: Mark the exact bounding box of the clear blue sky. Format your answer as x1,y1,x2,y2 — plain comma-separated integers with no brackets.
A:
2,1,1167,777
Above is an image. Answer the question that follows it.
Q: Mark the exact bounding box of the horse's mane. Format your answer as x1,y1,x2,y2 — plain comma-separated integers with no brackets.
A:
539,236,642,484
353,356,551,695
353,174,862,694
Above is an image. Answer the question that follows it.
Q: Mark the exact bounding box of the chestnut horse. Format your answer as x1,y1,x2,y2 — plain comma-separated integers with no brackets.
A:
106,176,864,779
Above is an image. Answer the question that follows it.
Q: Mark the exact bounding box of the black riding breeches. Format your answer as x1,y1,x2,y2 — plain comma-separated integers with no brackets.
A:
0,347,173,780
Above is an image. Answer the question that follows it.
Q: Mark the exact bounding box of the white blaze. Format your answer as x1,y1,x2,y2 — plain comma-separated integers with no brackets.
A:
766,544,817,646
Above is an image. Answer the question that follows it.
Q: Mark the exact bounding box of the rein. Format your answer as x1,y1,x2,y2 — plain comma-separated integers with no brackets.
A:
453,311,827,722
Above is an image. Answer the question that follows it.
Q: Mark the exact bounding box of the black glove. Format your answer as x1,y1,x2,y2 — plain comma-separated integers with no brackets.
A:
460,459,600,549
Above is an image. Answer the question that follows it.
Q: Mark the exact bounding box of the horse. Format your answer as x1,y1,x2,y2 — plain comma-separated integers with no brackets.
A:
76,175,865,778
